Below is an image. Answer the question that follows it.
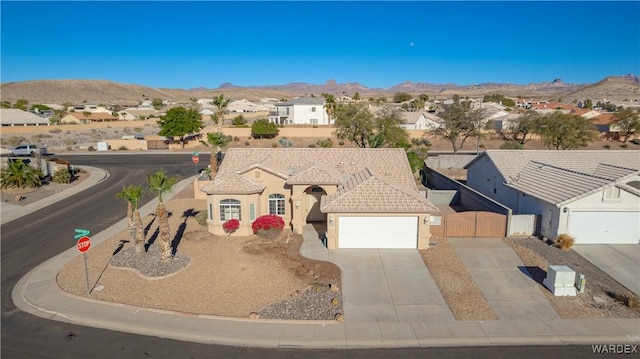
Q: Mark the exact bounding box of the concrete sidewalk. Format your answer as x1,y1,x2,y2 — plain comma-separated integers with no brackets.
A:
8,170,640,348
449,237,559,320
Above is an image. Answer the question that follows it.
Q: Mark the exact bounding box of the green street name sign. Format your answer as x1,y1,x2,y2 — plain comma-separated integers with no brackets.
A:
74,228,91,239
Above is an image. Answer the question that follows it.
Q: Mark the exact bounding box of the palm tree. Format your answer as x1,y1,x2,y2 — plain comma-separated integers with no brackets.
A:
147,169,178,261
322,93,336,126
200,132,231,177
0,159,42,190
116,185,145,255
211,94,230,134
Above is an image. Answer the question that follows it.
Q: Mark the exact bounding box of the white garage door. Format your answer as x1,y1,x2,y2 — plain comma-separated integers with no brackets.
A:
338,216,418,249
570,212,640,244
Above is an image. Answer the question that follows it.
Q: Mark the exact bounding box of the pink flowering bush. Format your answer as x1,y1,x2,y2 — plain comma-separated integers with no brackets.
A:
252,214,285,238
222,219,240,237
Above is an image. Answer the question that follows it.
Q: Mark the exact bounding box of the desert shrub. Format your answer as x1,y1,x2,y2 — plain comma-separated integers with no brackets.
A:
603,144,611,149
233,136,240,142
555,233,575,251
271,142,278,148
411,138,431,147
620,143,628,148
195,211,208,226
223,219,240,237
232,115,247,127
316,138,333,148
117,145,129,151
338,140,345,146
500,141,524,150
88,146,96,151
631,139,640,145
63,138,76,146
278,137,293,148
245,141,251,146
49,158,70,165
252,214,285,238
52,168,71,184
251,119,279,139
626,295,640,310
2,136,26,147
308,144,316,148
133,127,143,133
123,127,132,135
49,128,62,134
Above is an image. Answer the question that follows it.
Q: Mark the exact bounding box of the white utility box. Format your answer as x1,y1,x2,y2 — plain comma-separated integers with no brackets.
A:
543,265,577,296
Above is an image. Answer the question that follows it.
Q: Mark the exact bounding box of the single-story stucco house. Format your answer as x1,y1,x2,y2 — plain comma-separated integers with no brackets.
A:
464,150,640,244
200,148,438,249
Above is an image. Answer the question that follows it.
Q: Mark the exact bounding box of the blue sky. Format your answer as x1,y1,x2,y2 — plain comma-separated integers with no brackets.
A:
1,1,638,89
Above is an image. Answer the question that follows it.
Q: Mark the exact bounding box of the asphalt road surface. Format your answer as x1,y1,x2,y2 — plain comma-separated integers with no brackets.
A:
0,153,601,358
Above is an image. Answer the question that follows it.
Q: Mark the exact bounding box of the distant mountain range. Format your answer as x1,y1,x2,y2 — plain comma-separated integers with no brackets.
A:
1,75,638,105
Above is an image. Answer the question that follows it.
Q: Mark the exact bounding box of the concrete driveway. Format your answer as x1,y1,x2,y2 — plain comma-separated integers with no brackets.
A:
328,249,454,323
573,244,640,296
449,237,559,320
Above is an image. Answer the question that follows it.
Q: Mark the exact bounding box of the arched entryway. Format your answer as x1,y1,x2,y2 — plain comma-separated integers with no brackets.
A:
305,186,326,222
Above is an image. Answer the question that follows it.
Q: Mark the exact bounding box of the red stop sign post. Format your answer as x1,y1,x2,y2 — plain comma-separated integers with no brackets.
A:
76,236,91,294
192,155,199,164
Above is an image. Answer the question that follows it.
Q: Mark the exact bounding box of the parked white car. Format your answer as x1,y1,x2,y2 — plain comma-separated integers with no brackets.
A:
11,144,47,157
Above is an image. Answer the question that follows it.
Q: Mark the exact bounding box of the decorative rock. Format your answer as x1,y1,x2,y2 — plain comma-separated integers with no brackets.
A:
329,284,340,293
15,194,23,202
249,312,260,319
331,298,339,306
335,313,345,323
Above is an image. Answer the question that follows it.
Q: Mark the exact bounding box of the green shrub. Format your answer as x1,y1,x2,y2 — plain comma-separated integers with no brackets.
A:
245,141,251,146
52,168,71,184
499,141,524,150
232,115,247,127
555,233,575,251
251,119,279,139
308,143,316,148
338,140,345,146
233,136,240,142
271,142,278,148
620,143,628,148
316,138,333,148
278,137,293,148
630,139,640,145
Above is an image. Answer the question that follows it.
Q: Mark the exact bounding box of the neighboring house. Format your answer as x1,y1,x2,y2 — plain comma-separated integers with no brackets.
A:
197,99,214,108
60,112,117,124
268,97,329,125
118,108,160,120
399,112,429,130
465,150,640,244
200,148,438,249
423,112,445,130
228,99,259,113
489,113,521,131
200,109,215,116
0,109,50,126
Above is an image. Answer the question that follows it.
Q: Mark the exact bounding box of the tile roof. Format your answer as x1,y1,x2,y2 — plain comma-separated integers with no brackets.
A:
277,97,325,106
467,150,640,206
286,162,344,185
200,174,265,195
399,112,424,124
466,150,640,181
234,156,289,179
0,109,50,125
67,112,117,121
320,168,438,213
217,148,418,189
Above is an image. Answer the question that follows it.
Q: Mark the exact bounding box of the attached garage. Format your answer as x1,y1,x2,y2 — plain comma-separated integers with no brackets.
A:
570,211,640,244
338,216,418,249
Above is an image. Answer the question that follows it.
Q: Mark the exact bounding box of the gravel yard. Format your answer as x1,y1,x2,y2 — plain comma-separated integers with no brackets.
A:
419,237,498,321
505,236,640,319
57,185,343,321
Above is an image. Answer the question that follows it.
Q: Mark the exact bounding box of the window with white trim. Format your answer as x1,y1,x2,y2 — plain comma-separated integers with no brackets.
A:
219,199,241,221
249,203,256,221
208,203,213,220
268,194,285,216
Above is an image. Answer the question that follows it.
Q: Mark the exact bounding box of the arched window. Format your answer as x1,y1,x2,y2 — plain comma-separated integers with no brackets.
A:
268,194,285,216
219,199,241,221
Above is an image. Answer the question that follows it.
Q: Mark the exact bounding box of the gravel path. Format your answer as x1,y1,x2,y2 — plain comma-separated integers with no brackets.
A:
505,236,639,318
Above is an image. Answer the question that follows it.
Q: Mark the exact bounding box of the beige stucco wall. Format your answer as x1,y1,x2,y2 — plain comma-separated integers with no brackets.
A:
106,139,148,151
324,212,432,250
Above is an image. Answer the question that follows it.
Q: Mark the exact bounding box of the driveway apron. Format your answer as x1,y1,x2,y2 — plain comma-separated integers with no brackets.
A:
328,249,454,323
448,237,559,320
573,244,640,296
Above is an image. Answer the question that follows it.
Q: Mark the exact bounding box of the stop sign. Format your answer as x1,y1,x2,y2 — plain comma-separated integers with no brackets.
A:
192,155,199,164
77,236,91,253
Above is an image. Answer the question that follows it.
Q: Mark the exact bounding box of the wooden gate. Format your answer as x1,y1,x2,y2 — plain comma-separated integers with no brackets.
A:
430,211,506,237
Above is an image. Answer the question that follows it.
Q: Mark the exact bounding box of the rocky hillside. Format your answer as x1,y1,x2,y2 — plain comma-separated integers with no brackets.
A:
1,75,638,105
563,75,640,103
